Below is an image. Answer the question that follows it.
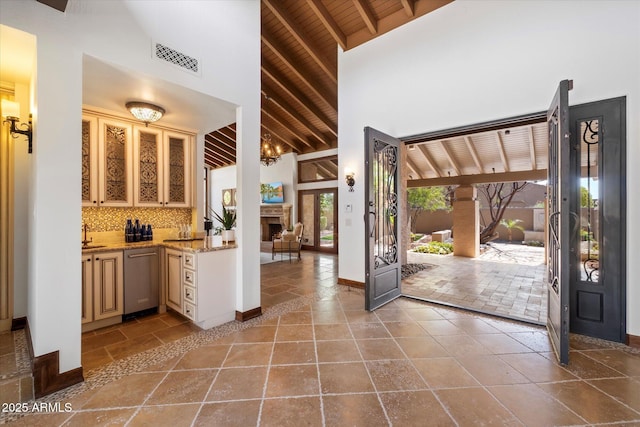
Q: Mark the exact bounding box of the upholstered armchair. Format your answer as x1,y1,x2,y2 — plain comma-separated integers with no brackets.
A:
272,222,304,261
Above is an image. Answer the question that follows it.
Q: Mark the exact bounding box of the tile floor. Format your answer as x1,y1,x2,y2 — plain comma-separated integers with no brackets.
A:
3,250,640,426
404,242,547,324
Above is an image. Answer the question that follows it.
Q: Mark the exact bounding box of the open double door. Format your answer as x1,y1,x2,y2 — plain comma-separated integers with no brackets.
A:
364,80,626,365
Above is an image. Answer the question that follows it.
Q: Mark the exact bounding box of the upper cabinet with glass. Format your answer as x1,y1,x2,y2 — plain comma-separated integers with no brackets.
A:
83,108,193,208
298,155,338,183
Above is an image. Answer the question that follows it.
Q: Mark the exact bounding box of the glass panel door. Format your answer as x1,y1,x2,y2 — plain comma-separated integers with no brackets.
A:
299,189,337,253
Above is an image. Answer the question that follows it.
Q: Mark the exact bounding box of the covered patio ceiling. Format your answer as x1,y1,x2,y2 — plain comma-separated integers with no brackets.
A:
404,115,550,187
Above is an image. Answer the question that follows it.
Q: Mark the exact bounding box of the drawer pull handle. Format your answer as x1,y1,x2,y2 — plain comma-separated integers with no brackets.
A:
128,253,157,258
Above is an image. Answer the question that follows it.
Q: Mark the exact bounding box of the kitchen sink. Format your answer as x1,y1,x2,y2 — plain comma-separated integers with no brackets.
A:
82,244,106,249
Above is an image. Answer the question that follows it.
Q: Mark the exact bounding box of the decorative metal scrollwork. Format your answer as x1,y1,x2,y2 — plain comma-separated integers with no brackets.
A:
580,119,599,283
372,138,398,270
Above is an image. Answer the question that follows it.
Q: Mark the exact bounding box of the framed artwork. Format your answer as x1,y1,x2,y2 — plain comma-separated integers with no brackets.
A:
222,188,236,207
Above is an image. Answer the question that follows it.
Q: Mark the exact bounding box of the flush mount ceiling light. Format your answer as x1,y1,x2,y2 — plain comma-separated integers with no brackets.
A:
125,101,165,126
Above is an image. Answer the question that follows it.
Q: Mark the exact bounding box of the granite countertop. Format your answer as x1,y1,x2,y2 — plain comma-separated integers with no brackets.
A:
81,239,237,254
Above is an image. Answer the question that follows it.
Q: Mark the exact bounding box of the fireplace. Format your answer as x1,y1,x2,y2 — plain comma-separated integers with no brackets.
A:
260,204,292,241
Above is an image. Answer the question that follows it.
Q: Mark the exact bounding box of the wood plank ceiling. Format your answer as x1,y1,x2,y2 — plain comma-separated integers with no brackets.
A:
205,0,453,169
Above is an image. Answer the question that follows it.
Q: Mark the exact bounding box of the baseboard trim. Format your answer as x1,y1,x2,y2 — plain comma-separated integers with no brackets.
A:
236,307,262,322
337,277,365,289
627,334,640,349
24,318,84,398
11,316,27,331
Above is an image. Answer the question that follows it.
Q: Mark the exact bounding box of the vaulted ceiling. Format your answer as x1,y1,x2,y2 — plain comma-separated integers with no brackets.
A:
205,0,453,169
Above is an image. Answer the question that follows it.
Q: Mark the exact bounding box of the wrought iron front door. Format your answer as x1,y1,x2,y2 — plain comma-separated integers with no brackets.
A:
364,127,402,311
546,79,572,365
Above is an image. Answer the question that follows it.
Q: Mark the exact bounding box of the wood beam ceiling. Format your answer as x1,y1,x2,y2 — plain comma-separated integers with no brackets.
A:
408,169,548,188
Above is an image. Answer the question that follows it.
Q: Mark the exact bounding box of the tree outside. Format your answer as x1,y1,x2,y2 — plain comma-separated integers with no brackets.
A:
407,186,450,233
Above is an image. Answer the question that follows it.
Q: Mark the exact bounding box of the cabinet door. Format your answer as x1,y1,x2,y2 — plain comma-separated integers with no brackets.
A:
93,251,124,321
133,126,164,207
81,115,99,207
97,118,133,206
81,255,93,324
166,248,183,312
163,131,191,207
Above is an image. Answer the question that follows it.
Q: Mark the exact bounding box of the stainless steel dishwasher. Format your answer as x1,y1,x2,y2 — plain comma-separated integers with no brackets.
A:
124,247,159,317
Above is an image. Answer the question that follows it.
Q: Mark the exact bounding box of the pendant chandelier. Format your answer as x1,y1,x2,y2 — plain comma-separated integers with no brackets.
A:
260,133,282,166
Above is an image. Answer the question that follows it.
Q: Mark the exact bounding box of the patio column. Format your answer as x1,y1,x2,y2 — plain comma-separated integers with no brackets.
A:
453,185,479,258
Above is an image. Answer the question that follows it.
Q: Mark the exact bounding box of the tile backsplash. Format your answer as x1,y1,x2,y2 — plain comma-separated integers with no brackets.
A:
82,207,192,232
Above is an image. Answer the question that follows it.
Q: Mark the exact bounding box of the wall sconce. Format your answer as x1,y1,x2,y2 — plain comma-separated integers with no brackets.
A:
125,101,165,126
345,169,355,192
2,100,32,154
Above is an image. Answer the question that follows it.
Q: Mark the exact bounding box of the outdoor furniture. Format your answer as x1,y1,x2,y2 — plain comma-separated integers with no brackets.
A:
272,222,304,262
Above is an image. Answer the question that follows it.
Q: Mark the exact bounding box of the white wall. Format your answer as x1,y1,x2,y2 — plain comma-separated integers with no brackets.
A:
338,1,640,335
0,0,260,372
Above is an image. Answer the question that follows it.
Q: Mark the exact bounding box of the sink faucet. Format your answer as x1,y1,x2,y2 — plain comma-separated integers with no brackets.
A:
82,223,93,247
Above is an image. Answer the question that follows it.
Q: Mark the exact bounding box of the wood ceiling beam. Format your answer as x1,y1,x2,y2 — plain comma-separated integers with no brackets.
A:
204,149,234,167
439,140,461,176
261,32,337,111
204,139,236,164
306,0,347,50
263,0,337,84
204,153,228,168
347,0,452,50
261,124,301,153
464,136,484,174
408,169,547,188
496,131,510,172
417,144,443,177
407,156,424,180
261,61,337,136
262,86,331,147
262,107,316,150
527,126,537,170
315,163,335,179
215,128,239,150
400,0,415,17
353,0,377,34
207,132,237,153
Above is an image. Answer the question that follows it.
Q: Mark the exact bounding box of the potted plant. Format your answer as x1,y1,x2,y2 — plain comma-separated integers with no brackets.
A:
211,206,236,243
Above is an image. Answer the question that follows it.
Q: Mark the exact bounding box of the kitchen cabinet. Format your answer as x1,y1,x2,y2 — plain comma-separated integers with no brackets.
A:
164,247,236,329
81,251,124,330
165,248,183,313
133,126,191,207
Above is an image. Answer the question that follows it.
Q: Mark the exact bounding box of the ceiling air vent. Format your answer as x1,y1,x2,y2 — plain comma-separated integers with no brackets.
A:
154,42,200,75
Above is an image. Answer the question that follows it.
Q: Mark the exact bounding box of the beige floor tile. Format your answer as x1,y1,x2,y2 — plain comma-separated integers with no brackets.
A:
384,321,429,338
312,311,347,324
174,344,230,370
449,317,502,334
508,331,554,352
61,408,137,427
322,394,388,427
581,349,640,377
194,401,261,427
472,333,535,354
588,378,640,412
457,354,530,386
489,383,586,427
105,334,163,361
127,403,200,427
153,323,202,344
349,323,391,339
374,309,415,323
313,324,352,340
379,390,456,426
417,319,465,336
366,360,427,391
316,340,361,363
10,412,73,426
207,366,267,401
81,330,127,353
435,387,522,426
223,343,273,367
356,338,405,360
564,351,627,379
119,318,171,340
432,334,491,357
278,311,312,325
412,357,479,388
260,397,324,427
81,348,114,372
139,355,180,373
265,364,319,397
271,342,316,365
499,352,577,383
158,311,189,327
146,370,216,405
403,308,445,321
81,372,166,409
0,379,19,403
232,325,277,343
276,324,314,341
343,310,380,324
318,362,375,394
537,380,640,424
395,336,449,359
